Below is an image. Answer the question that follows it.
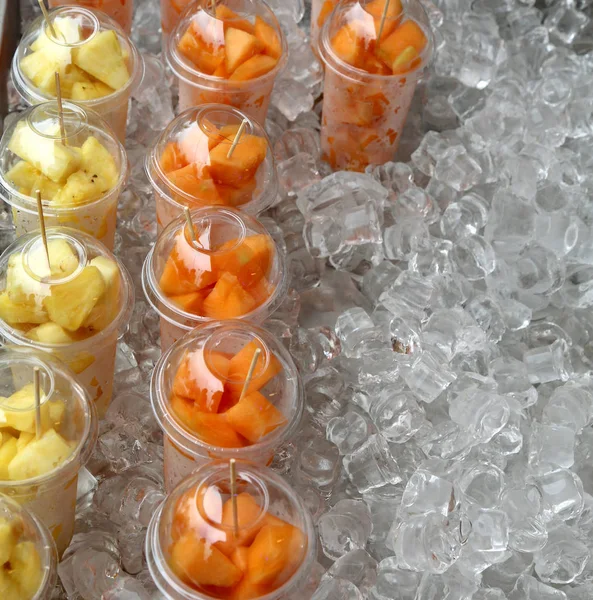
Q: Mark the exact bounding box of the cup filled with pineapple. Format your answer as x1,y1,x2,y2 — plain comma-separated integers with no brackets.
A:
146,461,315,600
146,104,278,233
48,0,134,35
142,207,287,351
11,5,143,143
165,0,287,123
151,320,303,491
0,346,98,557
0,228,134,418
0,101,127,251
0,494,59,600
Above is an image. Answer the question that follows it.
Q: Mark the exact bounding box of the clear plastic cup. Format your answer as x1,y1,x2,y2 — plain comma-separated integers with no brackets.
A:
311,0,338,53
161,0,193,50
0,346,98,557
48,0,134,34
0,101,127,251
146,461,316,599
165,0,287,123
146,104,277,234
0,228,134,419
142,207,287,351
151,320,303,490
319,0,433,171
11,5,144,143
0,494,59,599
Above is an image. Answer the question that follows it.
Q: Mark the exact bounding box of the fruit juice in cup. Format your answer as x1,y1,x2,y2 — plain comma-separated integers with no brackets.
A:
142,207,287,351
319,0,433,171
146,104,278,234
0,346,98,557
151,320,303,490
48,0,134,34
311,0,338,53
0,101,127,251
146,461,316,599
0,228,134,419
165,0,287,123
11,5,143,143
0,494,59,599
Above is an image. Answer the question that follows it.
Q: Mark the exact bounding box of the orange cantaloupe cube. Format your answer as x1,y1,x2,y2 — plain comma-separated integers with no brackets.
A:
178,30,225,75
170,532,243,588
229,54,278,81
211,240,259,288
202,272,256,319
225,28,263,73
215,493,267,556
227,577,272,600
159,242,219,296
216,5,255,34
209,135,268,187
208,124,243,150
230,546,250,573
170,291,206,314
215,178,258,207
227,340,282,397
225,391,287,443
331,24,365,68
254,16,281,59
161,142,188,173
224,284,257,318
249,278,274,307
366,0,403,40
317,0,336,28
243,234,273,279
376,19,427,67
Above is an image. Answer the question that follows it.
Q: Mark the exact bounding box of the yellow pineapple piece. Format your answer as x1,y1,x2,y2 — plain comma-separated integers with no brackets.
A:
6,254,45,307
16,432,34,452
71,80,114,100
81,137,119,188
5,161,39,194
59,64,93,98
8,541,42,598
30,174,62,202
0,436,17,479
30,16,82,51
8,427,73,480
43,265,105,331
72,30,130,90
0,383,65,434
83,257,120,332
20,52,62,95
66,353,95,374
30,238,80,280
0,517,17,564
52,170,112,206
0,292,48,325
0,568,21,600
26,322,75,344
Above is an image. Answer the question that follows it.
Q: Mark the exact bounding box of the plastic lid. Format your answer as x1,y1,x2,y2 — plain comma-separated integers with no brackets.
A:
0,101,126,211
148,462,315,599
0,346,96,487
0,227,133,348
167,0,287,84
12,6,141,107
0,494,58,599
147,104,277,215
152,320,302,454
143,207,287,328
320,0,434,77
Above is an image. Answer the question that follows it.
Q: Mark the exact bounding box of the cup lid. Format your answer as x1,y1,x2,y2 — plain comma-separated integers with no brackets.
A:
147,104,277,215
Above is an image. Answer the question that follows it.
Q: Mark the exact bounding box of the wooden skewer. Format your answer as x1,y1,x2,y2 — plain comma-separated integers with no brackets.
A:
55,73,67,146
37,0,58,40
226,119,248,159
36,190,51,273
377,0,391,41
239,348,261,402
183,207,200,247
230,459,239,536
34,367,42,440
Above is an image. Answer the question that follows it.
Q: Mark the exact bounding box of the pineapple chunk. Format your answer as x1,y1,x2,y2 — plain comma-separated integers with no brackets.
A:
53,170,113,206
6,254,45,306
26,322,75,344
20,52,62,95
8,122,81,184
83,257,120,332
0,436,17,479
0,383,65,434
30,16,82,51
59,64,92,97
30,173,62,202
8,428,74,480
0,292,48,325
16,432,34,452
0,517,16,564
8,541,42,598
66,353,95,374
0,567,21,600
81,137,119,188
71,81,114,101
5,161,39,193
72,30,130,90
43,265,106,331
30,238,80,279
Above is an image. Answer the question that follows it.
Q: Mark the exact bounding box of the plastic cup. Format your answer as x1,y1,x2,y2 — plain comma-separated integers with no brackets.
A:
319,0,433,171
0,346,98,557
161,0,193,50
165,0,287,123
0,494,59,599
48,0,134,34
11,5,144,144
146,461,315,600
142,207,287,351
146,103,277,235
0,101,127,251
311,0,338,53
0,228,134,419
151,320,303,490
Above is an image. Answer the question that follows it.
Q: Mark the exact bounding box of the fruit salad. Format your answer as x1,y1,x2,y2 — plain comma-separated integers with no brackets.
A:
166,0,286,122
146,463,314,600
318,0,432,171
49,0,134,34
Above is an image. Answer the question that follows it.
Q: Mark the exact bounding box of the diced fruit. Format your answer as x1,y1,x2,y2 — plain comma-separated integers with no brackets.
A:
82,257,120,332
0,292,48,325
170,291,205,313
215,5,255,34
0,437,17,479
44,265,106,331
30,15,82,50
225,391,287,443
81,137,119,188
317,0,336,28
207,124,243,151
58,64,92,97
216,493,266,556
254,17,281,59
53,169,112,206
230,546,249,572
71,81,115,100
376,19,427,67
392,45,419,74
161,142,189,173
16,432,34,453
331,25,365,68
8,541,42,598
6,254,43,306
209,135,268,187
227,341,282,397
0,518,16,564
27,238,79,281
229,54,277,81
202,272,256,319
170,532,243,588
5,161,39,193
26,322,74,344
72,30,130,90
366,0,403,39
225,28,263,73
20,52,63,95
178,30,225,75
0,383,65,434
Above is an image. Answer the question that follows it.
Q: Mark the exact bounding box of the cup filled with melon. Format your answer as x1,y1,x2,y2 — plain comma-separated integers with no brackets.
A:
142,207,287,350
311,0,338,53
0,494,59,600
0,346,97,557
151,320,303,490
318,0,433,171
0,228,134,418
146,104,277,234
146,461,315,600
165,0,287,123
11,5,143,143
0,101,127,251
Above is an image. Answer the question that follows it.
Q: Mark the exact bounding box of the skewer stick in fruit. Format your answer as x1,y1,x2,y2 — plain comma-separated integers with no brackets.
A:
54,72,67,145
183,207,200,248
34,366,42,440
35,190,51,271
230,459,239,536
377,0,391,41
239,347,261,402
227,119,248,159
37,0,58,40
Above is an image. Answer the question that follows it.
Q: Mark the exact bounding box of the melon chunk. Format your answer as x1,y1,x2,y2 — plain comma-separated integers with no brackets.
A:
227,341,282,397
224,28,263,74
229,54,277,81
178,30,225,75
215,5,255,34
202,272,256,320
254,17,281,59
215,493,266,556
376,19,427,67
208,135,268,187
225,391,287,443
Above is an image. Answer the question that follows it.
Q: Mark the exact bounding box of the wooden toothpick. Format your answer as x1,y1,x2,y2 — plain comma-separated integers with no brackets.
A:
377,0,391,41
55,73,67,146
34,367,42,440
239,348,261,402
37,0,58,40
226,119,248,159
36,190,51,273
183,207,200,247
230,459,239,536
